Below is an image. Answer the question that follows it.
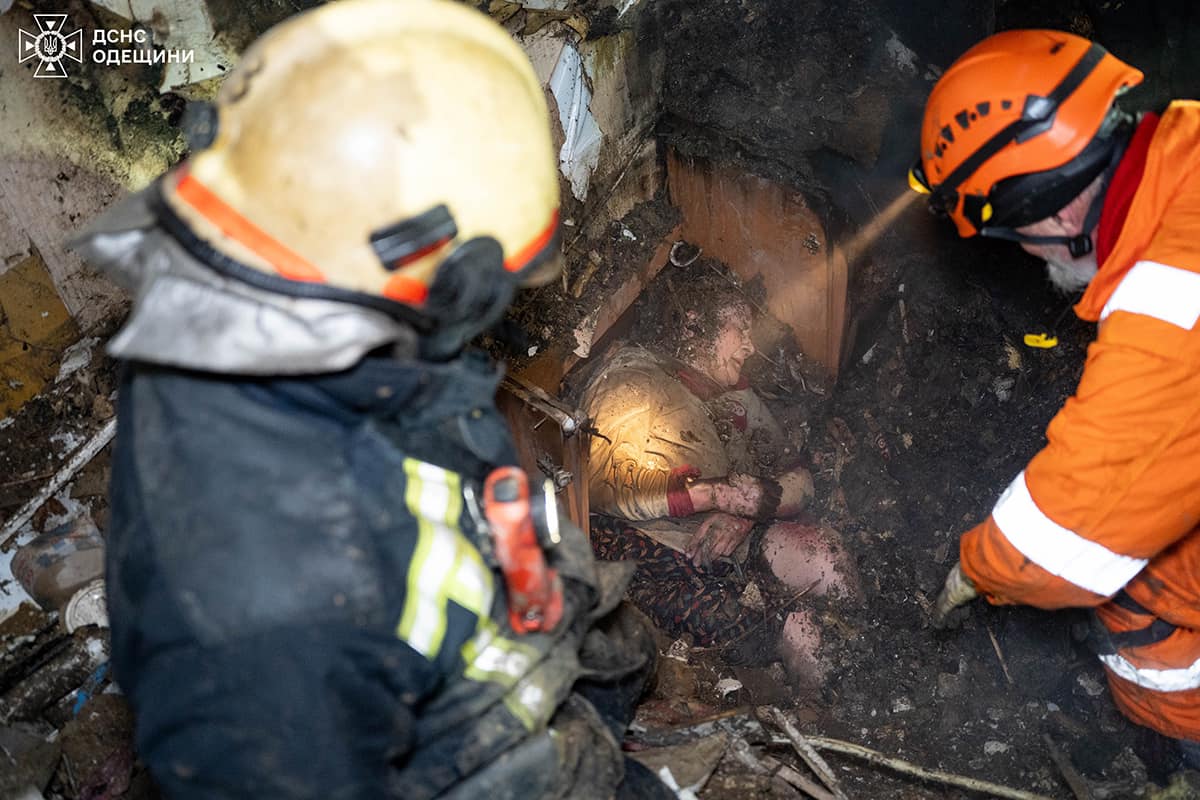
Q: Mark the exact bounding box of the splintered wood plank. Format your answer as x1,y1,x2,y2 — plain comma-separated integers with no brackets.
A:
0,156,126,333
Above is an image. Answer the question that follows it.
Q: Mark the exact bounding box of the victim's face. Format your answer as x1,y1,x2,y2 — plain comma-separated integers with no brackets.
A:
706,305,755,388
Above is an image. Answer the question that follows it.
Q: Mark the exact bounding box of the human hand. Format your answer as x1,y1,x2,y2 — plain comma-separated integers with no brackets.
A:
686,512,754,569
933,561,978,629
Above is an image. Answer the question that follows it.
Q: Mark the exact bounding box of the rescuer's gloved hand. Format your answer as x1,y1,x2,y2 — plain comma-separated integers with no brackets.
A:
933,561,978,629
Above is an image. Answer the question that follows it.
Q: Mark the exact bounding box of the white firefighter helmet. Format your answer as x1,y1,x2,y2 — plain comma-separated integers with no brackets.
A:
163,0,561,308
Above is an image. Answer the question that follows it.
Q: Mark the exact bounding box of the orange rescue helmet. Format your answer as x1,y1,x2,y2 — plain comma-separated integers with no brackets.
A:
910,30,1143,244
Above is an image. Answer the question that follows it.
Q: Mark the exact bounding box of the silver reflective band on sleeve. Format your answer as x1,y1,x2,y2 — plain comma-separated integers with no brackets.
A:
991,471,1148,596
1100,260,1200,330
1099,652,1200,692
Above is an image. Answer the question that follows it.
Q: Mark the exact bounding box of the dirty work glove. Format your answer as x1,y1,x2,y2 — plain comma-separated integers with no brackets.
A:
933,561,978,629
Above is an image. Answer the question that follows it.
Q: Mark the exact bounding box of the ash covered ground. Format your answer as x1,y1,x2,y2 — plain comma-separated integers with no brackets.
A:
603,224,1197,798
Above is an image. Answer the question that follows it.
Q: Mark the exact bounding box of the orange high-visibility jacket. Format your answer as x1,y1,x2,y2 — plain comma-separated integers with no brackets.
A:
960,101,1200,741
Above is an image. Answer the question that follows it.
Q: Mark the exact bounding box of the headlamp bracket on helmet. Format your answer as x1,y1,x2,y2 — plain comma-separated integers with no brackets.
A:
181,101,219,152
370,205,458,271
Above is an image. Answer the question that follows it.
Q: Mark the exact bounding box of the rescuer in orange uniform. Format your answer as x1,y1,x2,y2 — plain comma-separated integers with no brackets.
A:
911,29,1200,767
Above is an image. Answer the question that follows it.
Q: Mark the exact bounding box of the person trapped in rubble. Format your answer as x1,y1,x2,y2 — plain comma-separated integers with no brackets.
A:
914,30,1200,768
68,2,670,798
579,269,859,683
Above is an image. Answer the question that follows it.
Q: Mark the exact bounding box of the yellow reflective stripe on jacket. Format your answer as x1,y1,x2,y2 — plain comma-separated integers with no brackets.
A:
505,676,556,731
461,618,537,684
398,459,494,660
461,618,550,731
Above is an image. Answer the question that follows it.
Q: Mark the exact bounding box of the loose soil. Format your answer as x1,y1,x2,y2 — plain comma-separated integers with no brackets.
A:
608,224,1196,799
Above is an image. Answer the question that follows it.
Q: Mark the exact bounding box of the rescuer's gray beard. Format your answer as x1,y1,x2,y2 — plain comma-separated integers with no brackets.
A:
1045,252,1098,293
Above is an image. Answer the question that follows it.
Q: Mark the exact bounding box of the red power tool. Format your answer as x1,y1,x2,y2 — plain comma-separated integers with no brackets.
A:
482,466,564,634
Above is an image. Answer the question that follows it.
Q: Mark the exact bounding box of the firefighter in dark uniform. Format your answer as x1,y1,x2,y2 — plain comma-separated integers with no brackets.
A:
71,1,664,797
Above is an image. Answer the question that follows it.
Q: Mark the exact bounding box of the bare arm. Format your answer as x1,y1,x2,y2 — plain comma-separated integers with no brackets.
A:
686,465,814,520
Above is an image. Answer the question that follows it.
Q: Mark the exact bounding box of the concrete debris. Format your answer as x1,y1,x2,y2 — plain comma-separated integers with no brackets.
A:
53,338,99,385
665,638,691,663
738,580,765,612
884,31,919,76
1076,672,1106,698
512,0,571,9
984,741,1011,756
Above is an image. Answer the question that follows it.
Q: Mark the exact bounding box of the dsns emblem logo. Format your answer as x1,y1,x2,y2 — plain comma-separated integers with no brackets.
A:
18,14,83,78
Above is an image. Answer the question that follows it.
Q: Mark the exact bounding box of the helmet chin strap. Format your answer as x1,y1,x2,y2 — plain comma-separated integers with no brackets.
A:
978,127,1129,261
977,226,1095,258
979,172,1108,258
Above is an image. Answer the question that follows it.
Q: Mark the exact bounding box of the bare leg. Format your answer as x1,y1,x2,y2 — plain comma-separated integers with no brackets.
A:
781,608,827,686
760,521,861,599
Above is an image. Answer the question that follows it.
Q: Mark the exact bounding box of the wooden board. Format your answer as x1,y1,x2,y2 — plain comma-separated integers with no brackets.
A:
666,150,848,374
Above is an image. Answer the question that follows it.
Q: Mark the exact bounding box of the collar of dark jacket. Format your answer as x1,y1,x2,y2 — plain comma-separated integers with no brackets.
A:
265,349,505,425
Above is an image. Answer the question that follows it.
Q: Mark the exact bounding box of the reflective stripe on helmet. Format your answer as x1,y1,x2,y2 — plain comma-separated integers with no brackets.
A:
398,458,495,661
1100,651,1200,692
991,471,1148,596
504,209,560,273
1100,261,1200,330
174,168,326,283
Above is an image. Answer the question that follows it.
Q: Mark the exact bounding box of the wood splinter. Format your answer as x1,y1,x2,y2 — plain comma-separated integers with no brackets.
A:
764,707,850,800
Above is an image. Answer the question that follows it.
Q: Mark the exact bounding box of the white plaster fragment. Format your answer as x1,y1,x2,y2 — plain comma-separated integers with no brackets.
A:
549,43,603,201
55,336,99,383
513,0,571,9
86,0,233,92
617,0,643,16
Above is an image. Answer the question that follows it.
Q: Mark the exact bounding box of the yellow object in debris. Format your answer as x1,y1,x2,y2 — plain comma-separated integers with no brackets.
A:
0,250,80,416
1023,333,1058,349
